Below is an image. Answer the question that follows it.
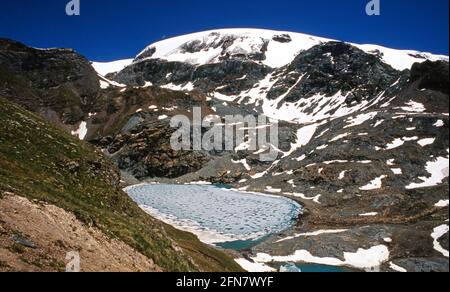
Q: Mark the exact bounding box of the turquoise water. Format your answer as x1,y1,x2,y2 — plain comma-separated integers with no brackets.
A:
294,264,349,272
215,235,271,250
274,263,350,272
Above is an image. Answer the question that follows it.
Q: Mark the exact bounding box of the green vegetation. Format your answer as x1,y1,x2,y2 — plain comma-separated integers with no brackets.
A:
0,97,242,272
0,65,40,109
9,243,26,254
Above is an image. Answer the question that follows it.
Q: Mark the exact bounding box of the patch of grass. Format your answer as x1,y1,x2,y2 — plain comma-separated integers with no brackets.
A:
0,260,10,269
20,257,44,269
166,225,242,272
10,243,26,254
48,259,66,272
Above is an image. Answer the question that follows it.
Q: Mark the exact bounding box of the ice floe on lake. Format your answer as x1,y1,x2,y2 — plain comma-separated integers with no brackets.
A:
124,184,301,244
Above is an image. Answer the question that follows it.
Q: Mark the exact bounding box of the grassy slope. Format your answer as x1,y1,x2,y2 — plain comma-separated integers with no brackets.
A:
0,96,242,272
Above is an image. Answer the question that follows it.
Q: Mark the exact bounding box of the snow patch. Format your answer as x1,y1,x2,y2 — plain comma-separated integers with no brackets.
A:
339,170,348,180
276,229,348,243
92,59,133,76
389,262,407,272
387,159,395,166
360,175,387,191
283,192,322,204
71,121,88,140
435,200,449,208
431,225,449,257
434,120,445,128
186,181,212,185
266,186,282,193
391,168,403,175
282,124,318,158
100,80,110,89
316,144,328,150
235,258,276,272
232,159,251,171
344,112,378,129
406,157,449,189
385,136,419,150
359,212,378,217
356,44,448,71
330,133,350,142
417,138,436,147
398,101,426,113
253,245,390,270
162,82,195,92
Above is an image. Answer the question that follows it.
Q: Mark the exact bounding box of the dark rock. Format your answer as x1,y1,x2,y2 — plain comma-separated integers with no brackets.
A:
135,46,156,62
272,34,292,43
63,160,81,173
109,122,209,179
12,234,37,249
267,42,401,103
0,38,100,125
395,258,449,272
410,60,449,94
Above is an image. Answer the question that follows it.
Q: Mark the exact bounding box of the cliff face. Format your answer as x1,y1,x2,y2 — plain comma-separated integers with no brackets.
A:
0,38,100,125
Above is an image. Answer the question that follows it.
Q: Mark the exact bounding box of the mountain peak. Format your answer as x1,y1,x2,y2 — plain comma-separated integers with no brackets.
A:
133,28,448,71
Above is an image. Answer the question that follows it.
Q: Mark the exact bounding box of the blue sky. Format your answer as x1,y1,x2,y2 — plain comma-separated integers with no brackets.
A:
0,0,448,61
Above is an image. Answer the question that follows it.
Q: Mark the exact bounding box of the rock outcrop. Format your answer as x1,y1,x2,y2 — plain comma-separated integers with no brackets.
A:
0,39,100,126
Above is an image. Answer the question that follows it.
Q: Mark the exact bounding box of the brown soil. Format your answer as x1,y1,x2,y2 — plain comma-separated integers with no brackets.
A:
0,193,162,272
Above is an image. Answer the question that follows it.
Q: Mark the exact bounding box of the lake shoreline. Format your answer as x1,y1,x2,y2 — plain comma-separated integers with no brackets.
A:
124,183,302,247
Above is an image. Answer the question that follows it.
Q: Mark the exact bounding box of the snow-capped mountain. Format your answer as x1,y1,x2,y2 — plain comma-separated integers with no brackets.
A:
110,28,448,124
133,28,448,70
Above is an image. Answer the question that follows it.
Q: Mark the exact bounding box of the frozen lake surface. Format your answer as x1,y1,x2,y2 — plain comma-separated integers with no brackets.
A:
125,184,302,244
